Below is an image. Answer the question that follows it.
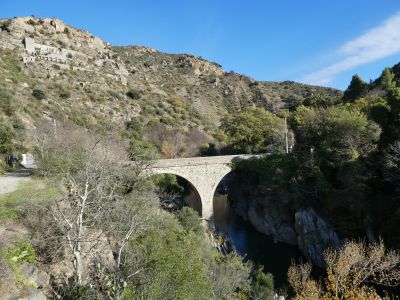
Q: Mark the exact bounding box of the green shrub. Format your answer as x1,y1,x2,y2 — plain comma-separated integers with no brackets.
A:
250,266,274,299
121,286,137,300
26,19,36,26
200,143,218,156
126,89,141,100
32,88,45,100
59,89,71,99
0,20,12,32
130,217,213,299
0,88,15,116
152,174,184,194
177,207,203,233
129,139,159,161
56,40,66,48
7,240,36,283
7,240,35,265
232,154,298,180
57,285,97,300
0,121,15,153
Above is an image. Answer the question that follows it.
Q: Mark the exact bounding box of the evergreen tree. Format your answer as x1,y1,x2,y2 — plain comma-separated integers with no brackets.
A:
220,108,285,154
342,74,368,102
380,67,396,89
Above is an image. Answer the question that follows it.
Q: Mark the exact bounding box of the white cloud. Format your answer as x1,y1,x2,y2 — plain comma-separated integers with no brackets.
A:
300,12,400,86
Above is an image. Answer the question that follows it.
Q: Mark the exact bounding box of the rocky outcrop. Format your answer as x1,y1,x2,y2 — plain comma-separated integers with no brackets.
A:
229,178,342,266
50,228,115,286
18,262,50,289
247,202,297,245
239,201,341,266
230,181,298,245
6,287,47,300
0,220,49,299
295,209,342,267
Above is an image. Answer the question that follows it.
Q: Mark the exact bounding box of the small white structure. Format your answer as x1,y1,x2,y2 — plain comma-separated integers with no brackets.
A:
20,153,36,169
22,56,35,63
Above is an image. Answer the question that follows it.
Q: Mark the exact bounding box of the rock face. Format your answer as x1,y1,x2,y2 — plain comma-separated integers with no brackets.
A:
247,202,297,245
295,209,342,267
18,262,50,288
230,181,298,245
50,228,115,286
229,177,342,266
0,220,50,299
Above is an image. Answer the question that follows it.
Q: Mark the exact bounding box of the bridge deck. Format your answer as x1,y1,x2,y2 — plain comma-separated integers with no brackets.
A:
152,153,269,168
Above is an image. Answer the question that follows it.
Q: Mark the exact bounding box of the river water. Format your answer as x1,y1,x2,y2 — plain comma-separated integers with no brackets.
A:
212,194,302,288
184,188,302,289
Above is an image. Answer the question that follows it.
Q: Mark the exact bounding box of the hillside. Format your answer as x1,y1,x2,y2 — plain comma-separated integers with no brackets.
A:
0,16,342,155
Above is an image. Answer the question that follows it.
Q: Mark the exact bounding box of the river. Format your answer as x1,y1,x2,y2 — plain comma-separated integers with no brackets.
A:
184,188,302,289
213,194,302,288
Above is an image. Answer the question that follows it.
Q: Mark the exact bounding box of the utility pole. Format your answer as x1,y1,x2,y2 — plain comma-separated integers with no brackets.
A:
310,146,315,165
284,117,289,154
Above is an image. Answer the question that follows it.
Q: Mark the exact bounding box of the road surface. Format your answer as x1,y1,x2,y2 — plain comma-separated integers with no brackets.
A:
0,169,32,195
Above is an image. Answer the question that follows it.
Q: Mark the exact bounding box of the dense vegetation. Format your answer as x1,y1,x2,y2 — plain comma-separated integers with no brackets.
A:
223,68,400,298
226,67,400,246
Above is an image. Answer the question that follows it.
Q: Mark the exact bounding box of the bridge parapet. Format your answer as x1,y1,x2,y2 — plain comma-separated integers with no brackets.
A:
152,153,268,169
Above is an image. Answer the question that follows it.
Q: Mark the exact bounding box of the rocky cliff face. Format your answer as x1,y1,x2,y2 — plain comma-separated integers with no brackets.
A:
229,177,342,267
295,209,342,266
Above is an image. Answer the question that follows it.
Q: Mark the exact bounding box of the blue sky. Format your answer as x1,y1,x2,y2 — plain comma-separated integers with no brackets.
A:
2,0,400,89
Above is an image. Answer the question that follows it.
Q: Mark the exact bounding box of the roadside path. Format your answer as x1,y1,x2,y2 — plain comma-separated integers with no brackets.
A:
0,169,32,195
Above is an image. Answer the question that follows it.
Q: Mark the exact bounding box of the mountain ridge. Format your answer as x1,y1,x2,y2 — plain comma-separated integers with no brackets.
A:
0,16,342,155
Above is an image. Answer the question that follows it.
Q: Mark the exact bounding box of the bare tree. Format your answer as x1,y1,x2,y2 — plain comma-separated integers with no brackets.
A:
145,124,187,158
324,240,400,298
288,240,400,300
287,261,320,300
106,190,158,300
31,124,155,297
48,135,125,285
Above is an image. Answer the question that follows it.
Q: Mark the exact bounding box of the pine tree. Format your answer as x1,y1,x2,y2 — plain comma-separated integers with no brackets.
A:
380,67,396,89
342,74,368,102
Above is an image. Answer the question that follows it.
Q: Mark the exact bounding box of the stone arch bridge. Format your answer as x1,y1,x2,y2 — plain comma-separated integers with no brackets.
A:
148,154,267,220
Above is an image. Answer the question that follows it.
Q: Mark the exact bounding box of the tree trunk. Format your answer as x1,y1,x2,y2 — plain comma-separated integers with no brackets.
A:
74,250,82,285
115,247,123,300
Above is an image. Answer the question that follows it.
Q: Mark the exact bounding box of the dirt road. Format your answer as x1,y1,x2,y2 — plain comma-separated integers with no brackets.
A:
0,169,32,195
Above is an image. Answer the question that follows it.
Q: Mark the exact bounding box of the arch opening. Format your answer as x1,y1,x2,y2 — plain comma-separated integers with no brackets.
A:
212,170,235,228
150,173,202,217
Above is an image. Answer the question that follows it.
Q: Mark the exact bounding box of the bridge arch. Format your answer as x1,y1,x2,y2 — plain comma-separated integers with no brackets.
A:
211,169,234,197
149,171,203,216
146,154,267,220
